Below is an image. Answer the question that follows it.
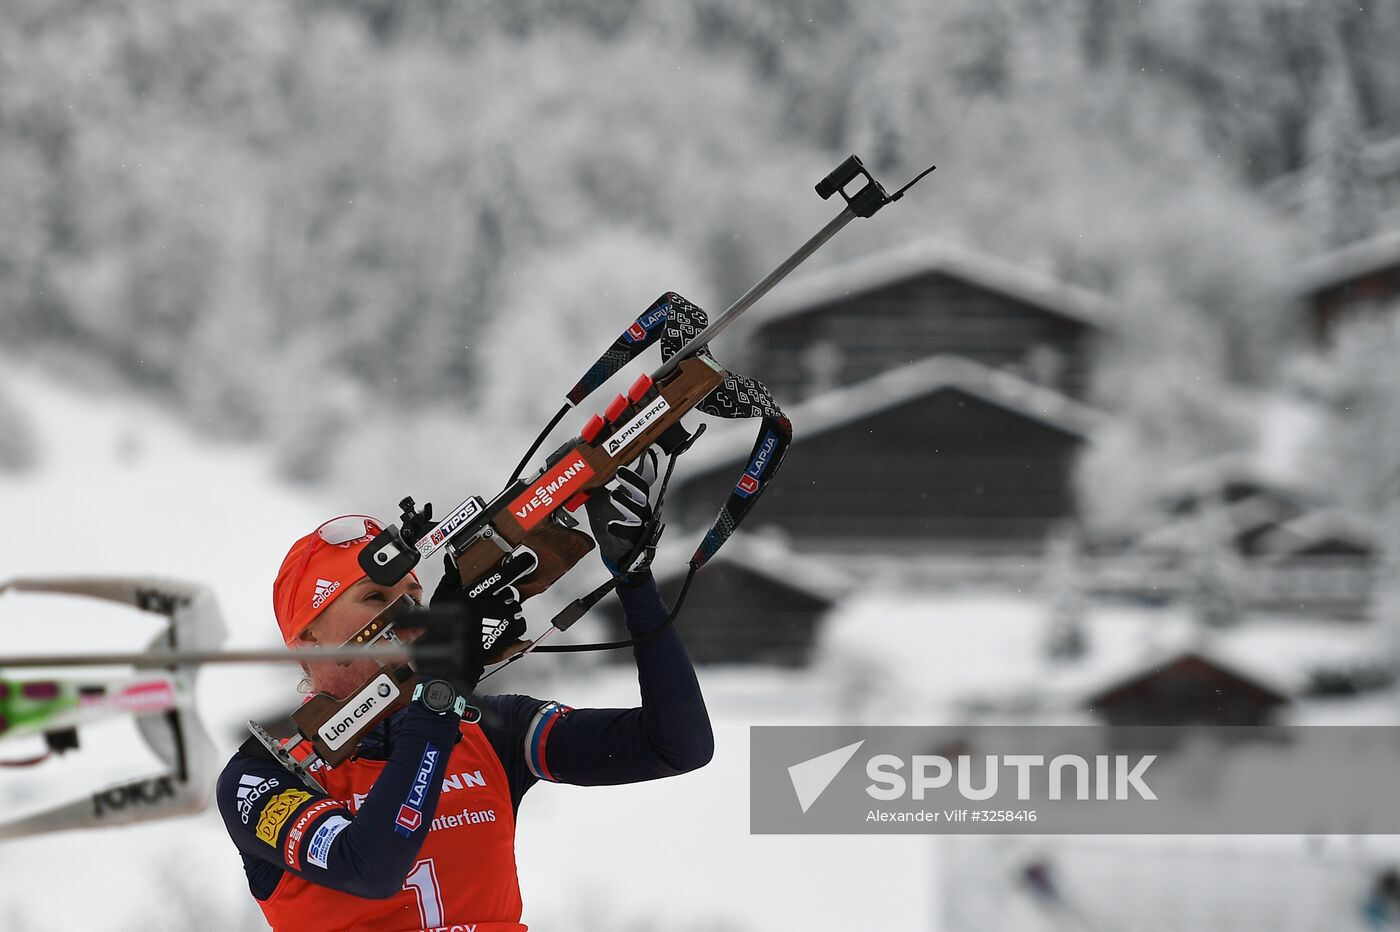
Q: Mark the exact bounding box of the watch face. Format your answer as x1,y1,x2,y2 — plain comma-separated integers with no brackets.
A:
422,680,455,712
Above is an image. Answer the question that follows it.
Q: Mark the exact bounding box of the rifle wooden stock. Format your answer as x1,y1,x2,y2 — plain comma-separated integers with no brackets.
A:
513,523,596,598
453,356,727,596
291,663,417,767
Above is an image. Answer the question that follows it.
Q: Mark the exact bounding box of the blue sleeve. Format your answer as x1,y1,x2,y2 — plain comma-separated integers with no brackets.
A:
519,572,714,785
471,691,544,812
216,705,463,900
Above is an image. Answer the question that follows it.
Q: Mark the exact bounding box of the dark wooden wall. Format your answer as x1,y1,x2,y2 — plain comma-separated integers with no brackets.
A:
597,563,831,666
1087,655,1288,726
1311,258,1400,343
747,271,1097,403
673,388,1083,548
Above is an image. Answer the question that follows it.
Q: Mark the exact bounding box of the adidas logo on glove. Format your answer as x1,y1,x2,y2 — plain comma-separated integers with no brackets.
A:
481,618,510,652
468,572,503,599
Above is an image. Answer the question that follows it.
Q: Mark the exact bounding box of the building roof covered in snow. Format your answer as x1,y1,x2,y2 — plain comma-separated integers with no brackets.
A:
1252,509,1377,560
682,354,1106,480
1155,453,1320,516
1293,229,1400,343
1294,228,1400,298
670,356,1105,549
732,238,1111,405
747,238,1113,332
1084,644,1296,703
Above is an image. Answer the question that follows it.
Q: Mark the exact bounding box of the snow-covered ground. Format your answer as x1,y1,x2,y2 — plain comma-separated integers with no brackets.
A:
820,589,1399,725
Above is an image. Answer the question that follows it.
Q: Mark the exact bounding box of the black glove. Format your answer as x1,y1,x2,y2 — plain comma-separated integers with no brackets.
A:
417,548,537,690
583,447,659,576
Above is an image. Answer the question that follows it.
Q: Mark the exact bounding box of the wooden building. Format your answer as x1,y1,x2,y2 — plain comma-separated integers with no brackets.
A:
1294,229,1400,344
1083,650,1291,727
1249,511,1377,618
671,355,1105,552
595,537,849,666
1142,457,1320,558
736,239,1108,404
1264,133,1400,229
1129,458,1377,618
1253,510,1376,560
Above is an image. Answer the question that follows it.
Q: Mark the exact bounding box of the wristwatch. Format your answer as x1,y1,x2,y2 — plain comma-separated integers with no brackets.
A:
411,679,469,717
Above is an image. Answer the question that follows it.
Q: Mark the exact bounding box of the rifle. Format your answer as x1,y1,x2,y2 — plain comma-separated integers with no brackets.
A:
365,155,935,612
248,154,936,779
0,156,936,795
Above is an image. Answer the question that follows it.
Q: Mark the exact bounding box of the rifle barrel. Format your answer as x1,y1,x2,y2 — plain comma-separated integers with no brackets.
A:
650,207,855,382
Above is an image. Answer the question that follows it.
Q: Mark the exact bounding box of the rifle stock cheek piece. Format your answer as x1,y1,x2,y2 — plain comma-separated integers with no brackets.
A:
291,663,418,768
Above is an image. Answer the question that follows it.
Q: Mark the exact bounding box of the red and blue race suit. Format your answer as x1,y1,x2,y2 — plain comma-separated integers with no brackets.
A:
216,574,712,932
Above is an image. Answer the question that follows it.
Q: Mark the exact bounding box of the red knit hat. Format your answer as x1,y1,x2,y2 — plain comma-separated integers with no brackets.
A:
272,515,417,645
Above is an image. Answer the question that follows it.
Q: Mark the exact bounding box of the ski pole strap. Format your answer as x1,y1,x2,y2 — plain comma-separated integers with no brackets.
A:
566,292,682,405
691,413,791,567
568,291,791,567
656,298,791,567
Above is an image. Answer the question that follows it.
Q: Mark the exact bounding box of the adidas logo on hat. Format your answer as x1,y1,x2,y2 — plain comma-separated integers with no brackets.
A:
312,578,341,608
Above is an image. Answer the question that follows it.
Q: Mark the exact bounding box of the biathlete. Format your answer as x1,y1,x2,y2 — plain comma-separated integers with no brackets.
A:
216,453,713,931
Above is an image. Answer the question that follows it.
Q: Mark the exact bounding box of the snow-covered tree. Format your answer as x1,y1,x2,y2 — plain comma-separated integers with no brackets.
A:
1189,502,1245,630
1371,502,1400,679
1076,280,1258,534
1313,310,1400,661
0,379,37,473
1,0,1396,502
1042,525,1088,662
1304,21,1381,248
1312,309,1400,521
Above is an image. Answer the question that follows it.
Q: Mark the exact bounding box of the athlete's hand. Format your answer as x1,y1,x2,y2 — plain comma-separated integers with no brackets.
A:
420,549,536,690
462,548,533,665
584,447,659,576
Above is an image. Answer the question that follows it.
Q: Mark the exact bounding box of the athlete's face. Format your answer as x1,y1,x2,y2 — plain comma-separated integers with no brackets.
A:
292,575,424,697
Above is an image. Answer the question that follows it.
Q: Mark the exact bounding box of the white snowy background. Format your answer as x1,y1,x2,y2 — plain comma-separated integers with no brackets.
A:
4,1,1400,930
